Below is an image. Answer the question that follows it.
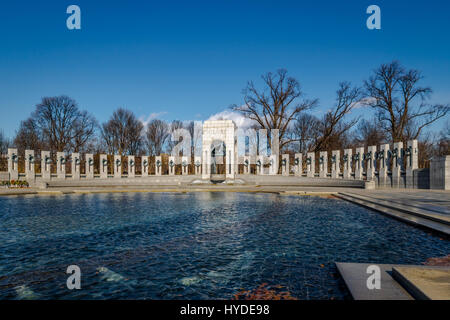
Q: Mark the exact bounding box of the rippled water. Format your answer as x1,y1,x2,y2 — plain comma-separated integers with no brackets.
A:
0,192,448,300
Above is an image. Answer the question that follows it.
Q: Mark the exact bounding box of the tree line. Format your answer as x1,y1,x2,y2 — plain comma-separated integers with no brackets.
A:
1,61,449,167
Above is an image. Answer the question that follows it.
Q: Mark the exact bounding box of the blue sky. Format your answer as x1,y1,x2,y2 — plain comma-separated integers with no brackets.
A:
0,0,449,138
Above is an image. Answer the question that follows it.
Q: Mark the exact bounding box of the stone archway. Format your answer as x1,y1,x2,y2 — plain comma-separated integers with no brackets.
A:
210,140,226,175
202,120,236,180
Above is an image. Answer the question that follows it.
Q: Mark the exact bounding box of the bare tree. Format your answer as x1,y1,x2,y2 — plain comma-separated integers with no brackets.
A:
32,95,97,152
101,108,144,155
352,118,387,147
311,82,362,152
70,111,97,152
364,61,449,142
436,120,449,156
232,69,317,148
145,119,169,156
0,130,12,154
13,118,42,154
292,113,321,154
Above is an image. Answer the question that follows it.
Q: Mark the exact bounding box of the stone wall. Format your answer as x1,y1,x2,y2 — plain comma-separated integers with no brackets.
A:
430,156,450,190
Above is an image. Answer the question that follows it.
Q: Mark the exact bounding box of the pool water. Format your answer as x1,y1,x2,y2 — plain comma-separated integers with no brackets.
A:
0,192,448,299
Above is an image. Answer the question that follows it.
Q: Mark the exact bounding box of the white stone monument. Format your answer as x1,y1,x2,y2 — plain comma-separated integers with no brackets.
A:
128,155,135,178
41,151,51,181
243,156,251,175
268,154,277,175
354,147,364,180
86,154,94,179
331,150,340,179
294,153,302,176
71,152,80,180
405,140,418,188
100,154,108,179
201,120,236,180
343,149,352,179
379,143,390,187
281,154,289,176
25,150,35,182
7,148,18,181
168,156,175,175
392,142,404,188
113,155,121,179
155,156,162,176
141,156,150,177
256,155,265,175
194,156,202,175
366,145,377,181
56,152,66,180
306,152,315,178
319,151,327,178
181,156,189,175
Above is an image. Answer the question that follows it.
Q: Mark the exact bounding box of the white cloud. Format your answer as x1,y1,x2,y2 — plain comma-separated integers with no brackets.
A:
207,108,256,129
139,111,168,127
351,97,376,109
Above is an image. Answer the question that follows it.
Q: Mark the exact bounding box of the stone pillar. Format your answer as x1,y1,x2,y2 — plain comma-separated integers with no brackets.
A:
41,151,51,181
168,156,175,175
225,132,235,180
256,155,264,175
306,152,315,178
243,156,251,174
181,156,189,175
268,154,277,175
331,150,340,179
202,149,210,179
281,154,289,176
141,156,150,177
128,156,135,178
379,144,390,187
113,155,121,178
194,156,202,175
430,155,450,190
319,151,328,178
406,140,418,188
8,148,19,181
155,156,162,176
25,150,35,182
343,149,352,179
99,154,108,179
354,147,364,180
392,142,404,188
86,154,94,179
56,152,66,180
71,152,80,180
366,146,377,181
294,153,302,176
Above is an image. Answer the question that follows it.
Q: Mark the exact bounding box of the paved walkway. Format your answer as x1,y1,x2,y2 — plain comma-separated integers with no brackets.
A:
349,189,450,215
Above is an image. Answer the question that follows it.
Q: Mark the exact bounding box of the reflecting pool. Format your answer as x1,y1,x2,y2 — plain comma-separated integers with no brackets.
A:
0,192,447,299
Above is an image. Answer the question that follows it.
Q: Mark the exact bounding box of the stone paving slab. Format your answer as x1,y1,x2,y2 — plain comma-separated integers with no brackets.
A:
336,193,450,236
392,267,450,300
335,262,413,300
339,192,450,224
350,189,450,215
336,263,450,300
